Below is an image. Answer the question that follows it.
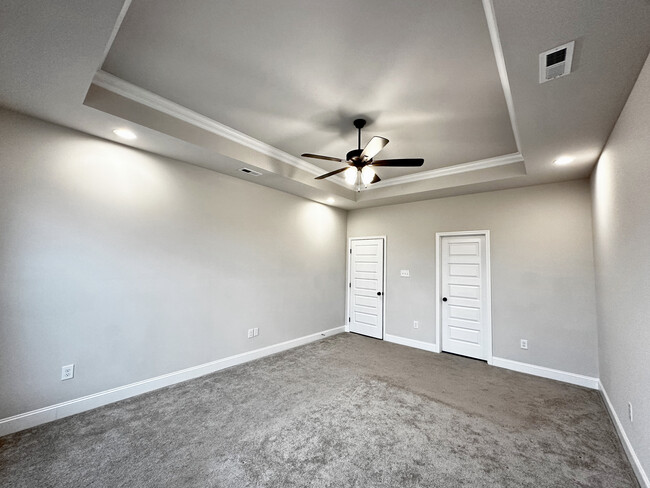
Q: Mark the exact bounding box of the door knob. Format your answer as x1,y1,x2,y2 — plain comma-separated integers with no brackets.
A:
377,292,382,296
442,297,448,302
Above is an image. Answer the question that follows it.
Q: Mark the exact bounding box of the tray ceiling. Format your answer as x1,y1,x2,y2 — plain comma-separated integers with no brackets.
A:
102,0,518,179
2,0,649,208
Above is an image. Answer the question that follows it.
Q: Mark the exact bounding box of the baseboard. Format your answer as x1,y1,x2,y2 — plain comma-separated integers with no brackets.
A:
0,326,345,437
491,357,599,389
384,334,440,353
599,381,649,488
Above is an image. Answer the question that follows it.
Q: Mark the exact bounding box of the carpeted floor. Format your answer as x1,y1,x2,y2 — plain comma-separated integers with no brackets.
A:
0,333,638,487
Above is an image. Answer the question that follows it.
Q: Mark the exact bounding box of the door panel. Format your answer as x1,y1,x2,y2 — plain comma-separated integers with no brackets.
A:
349,238,384,339
441,235,489,360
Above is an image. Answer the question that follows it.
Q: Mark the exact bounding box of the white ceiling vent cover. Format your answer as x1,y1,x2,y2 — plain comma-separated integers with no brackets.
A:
539,41,575,83
239,167,262,176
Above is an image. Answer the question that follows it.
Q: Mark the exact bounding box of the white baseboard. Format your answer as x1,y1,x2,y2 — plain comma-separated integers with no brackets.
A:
491,357,599,389
600,381,649,488
0,326,345,437
384,334,440,353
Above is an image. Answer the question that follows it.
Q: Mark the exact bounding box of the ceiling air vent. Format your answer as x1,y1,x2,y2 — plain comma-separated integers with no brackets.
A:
239,167,262,176
539,41,574,83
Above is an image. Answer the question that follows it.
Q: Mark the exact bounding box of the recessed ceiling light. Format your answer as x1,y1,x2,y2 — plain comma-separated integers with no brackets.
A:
113,128,137,140
326,197,335,204
553,156,574,166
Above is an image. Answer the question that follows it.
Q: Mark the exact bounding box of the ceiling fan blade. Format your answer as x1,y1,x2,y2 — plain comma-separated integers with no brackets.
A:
359,136,389,161
370,173,381,184
371,158,424,167
315,167,349,180
301,153,343,162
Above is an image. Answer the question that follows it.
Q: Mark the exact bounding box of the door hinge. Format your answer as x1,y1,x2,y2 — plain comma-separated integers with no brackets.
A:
349,282,351,288
348,317,351,322
350,248,352,254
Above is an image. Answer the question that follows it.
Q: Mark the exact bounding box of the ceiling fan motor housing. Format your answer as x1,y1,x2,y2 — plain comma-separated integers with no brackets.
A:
346,148,364,164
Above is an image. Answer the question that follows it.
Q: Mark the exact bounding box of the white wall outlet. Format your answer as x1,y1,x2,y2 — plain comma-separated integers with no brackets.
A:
247,329,254,339
413,320,419,329
628,402,633,422
61,364,74,380
400,270,410,277
253,327,259,337
520,339,528,350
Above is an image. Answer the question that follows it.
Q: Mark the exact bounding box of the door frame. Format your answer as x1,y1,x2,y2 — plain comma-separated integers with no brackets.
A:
435,230,493,365
346,236,386,339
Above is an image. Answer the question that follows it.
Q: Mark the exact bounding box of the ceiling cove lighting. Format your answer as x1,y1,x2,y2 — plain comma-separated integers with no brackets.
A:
553,156,574,166
326,197,335,204
113,128,137,140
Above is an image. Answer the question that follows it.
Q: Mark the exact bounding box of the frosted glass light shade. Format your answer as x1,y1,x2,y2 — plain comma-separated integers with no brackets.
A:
344,167,358,185
361,166,375,185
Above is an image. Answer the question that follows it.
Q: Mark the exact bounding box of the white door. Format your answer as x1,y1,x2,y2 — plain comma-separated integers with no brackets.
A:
441,235,490,360
349,238,384,339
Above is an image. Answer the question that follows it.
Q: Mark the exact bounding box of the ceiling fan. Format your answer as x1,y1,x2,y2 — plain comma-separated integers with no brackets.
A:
302,119,424,189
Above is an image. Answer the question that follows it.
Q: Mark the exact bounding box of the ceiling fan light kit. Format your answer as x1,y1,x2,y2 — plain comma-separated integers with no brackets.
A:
361,166,376,185
344,167,358,185
302,118,424,191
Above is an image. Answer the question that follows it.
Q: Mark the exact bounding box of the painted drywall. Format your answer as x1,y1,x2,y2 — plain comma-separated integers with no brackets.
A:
592,52,650,478
347,180,599,377
0,109,347,419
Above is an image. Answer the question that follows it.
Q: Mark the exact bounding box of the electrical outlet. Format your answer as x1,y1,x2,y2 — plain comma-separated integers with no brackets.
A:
413,320,419,329
628,402,633,422
520,339,528,350
253,328,259,337
247,329,254,339
61,364,74,381
400,270,410,277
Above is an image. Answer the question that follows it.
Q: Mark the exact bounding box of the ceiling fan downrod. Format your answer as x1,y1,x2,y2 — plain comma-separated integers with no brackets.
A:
354,118,366,150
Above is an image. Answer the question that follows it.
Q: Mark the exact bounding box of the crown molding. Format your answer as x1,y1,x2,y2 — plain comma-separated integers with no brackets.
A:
96,1,132,71
92,70,524,192
92,70,348,186
482,0,522,153
368,152,525,189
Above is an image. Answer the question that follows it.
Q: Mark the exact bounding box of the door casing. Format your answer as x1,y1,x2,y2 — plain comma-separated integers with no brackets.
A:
346,236,386,339
435,230,493,365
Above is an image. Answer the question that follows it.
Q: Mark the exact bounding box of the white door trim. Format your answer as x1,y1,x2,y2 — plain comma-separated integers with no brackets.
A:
435,231,493,365
346,236,386,339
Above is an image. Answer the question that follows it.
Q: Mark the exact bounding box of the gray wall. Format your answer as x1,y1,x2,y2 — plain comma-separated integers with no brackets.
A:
347,180,599,377
0,109,347,419
591,53,650,475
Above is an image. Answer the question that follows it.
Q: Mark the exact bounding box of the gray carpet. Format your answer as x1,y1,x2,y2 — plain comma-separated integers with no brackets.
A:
0,333,638,487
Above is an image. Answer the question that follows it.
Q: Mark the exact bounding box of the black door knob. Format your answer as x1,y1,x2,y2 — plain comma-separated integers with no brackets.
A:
442,297,448,302
377,292,382,296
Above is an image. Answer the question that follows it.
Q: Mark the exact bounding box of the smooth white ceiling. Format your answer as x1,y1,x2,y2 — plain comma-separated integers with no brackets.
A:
1,1,649,208
493,0,650,181
103,0,517,178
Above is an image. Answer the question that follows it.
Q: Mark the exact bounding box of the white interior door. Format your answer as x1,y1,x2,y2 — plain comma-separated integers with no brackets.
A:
349,238,384,339
441,235,490,360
